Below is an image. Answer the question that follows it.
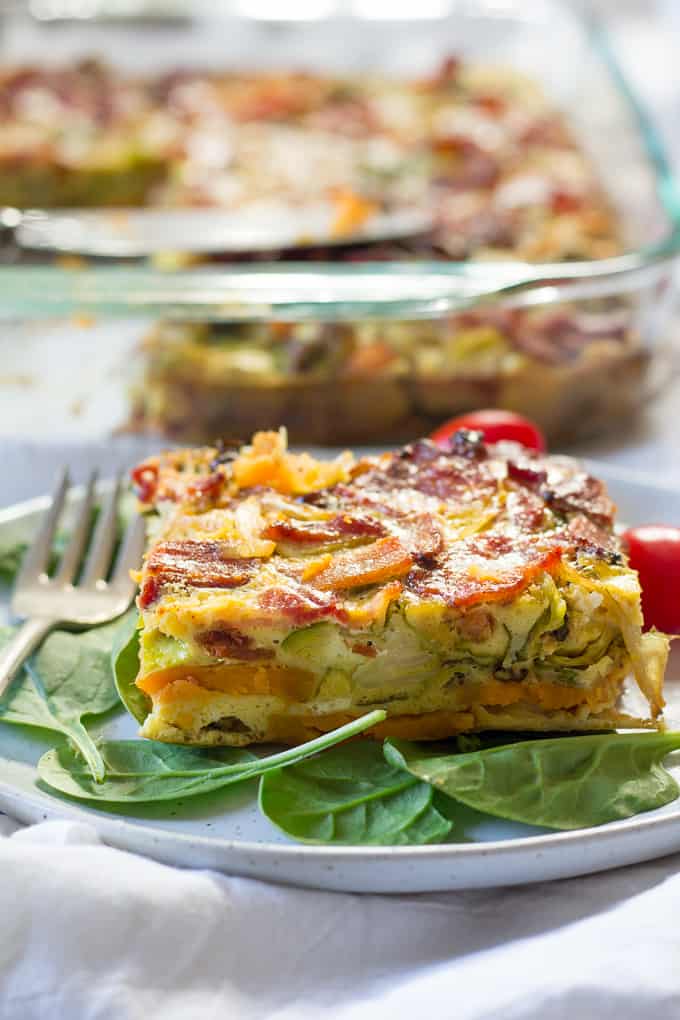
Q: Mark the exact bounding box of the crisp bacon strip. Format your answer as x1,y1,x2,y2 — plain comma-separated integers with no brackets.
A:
312,536,413,591
258,586,349,626
350,440,499,508
186,473,224,504
503,488,546,531
506,452,615,526
566,514,619,556
543,473,615,526
407,532,563,608
263,513,384,546
139,541,254,608
131,450,228,508
401,512,444,560
198,627,273,661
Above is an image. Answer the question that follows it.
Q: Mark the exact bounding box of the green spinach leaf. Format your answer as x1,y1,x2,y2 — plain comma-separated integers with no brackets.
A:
259,740,452,845
0,526,74,583
0,540,27,582
0,494,136,584
39,740,256,802
385,732,680,830
0,620,123,782
111,609,149,724
37,709,387,803
0,629,62,733
26,618,126,782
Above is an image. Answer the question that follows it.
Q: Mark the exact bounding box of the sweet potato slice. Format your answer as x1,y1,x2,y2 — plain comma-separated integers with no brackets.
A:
312,536,413,591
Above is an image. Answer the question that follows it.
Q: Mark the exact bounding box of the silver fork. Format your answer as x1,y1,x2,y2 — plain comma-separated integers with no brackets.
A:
0,469,146,698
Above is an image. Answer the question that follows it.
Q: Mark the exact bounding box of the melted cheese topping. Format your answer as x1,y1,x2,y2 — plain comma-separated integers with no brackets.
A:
231,429,354,495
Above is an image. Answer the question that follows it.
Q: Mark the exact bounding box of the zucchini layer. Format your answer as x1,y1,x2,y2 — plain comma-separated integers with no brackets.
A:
138,659,648,747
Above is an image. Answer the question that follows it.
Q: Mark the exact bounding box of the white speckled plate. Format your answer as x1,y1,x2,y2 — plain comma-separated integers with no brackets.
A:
1,463,680,893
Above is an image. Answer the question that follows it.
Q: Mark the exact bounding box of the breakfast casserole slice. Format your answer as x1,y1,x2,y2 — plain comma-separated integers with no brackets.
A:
129,430,668,746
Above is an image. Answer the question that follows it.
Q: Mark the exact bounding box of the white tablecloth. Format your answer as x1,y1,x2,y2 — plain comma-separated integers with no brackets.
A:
3,816,680,1020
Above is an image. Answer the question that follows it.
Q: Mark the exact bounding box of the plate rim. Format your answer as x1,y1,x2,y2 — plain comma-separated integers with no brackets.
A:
3,756,680,864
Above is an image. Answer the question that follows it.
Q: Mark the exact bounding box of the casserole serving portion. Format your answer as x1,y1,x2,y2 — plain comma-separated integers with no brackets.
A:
134,305,644,446
0,63,168,208
129,430,668,746
0,56,618,250
116,51,629,445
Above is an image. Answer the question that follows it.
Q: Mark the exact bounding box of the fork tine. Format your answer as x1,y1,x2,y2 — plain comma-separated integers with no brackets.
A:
54,470,98,585
15,468,69,585
80,474,121,586
109,514,146,597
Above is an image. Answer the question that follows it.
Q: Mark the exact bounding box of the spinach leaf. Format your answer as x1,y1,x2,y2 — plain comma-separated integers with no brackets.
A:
259,741,452,845
37,709,387,803
0,540,27,582
39,741,256,802
0,629,62,733
26,618,125,782
0,621,123,782
0,494,136,584
111,609,150,724
0,526,72,583
385,732,680,830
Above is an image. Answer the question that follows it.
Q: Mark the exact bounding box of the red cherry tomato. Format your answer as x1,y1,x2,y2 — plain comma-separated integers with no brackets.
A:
622,525,680,633
430,410,546,453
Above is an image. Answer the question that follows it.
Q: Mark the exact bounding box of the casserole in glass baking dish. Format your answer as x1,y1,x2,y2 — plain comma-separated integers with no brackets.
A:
0,0,677,444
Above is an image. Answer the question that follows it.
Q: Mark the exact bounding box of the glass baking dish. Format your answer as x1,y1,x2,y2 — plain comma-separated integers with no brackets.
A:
0,0,678,446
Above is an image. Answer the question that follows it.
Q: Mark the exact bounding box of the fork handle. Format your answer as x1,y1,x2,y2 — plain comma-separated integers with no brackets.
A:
0,617,57,699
